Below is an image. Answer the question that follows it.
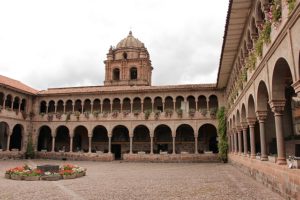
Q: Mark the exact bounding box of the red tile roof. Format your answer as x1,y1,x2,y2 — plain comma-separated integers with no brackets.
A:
0,75,38,95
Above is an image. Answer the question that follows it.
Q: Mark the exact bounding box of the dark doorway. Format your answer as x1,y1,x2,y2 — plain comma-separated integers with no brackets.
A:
112,144,121,160
295,144,300,157
157,144,168,152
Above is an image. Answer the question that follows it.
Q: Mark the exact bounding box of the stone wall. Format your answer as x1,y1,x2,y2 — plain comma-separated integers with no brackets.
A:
36,152,114,161
0,151,24,159
229,154,300,200
123,153,219,163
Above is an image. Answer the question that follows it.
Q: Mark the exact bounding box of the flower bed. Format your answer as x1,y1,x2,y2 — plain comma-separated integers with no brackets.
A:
4,164,87,181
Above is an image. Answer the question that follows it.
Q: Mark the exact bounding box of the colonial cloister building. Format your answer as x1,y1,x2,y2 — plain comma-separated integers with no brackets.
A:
0,0,300,198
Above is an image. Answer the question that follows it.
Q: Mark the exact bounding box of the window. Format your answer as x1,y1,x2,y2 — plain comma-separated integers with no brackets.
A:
123,52,127,59
130,67,137,80
113,68,120,80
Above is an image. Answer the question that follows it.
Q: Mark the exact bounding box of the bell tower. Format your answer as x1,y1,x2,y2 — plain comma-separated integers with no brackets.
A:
104,31,153,86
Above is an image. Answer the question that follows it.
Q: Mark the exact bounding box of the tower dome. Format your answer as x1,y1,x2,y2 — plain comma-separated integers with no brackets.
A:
116,31,145,48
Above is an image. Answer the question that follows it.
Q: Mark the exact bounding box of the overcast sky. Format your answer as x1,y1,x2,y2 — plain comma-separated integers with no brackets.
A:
0,0,229,90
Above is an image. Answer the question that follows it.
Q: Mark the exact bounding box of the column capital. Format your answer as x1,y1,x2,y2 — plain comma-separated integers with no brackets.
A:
292,80,300,95
241,122,248,130
247,118,256,127
269,100,285,115
256,111,267,122
236,126,242,133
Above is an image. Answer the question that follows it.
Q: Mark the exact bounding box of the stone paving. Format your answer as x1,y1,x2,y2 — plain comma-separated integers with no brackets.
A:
0,160,283,200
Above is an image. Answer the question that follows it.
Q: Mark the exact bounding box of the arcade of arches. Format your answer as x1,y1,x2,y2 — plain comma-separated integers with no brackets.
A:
33,123,218,159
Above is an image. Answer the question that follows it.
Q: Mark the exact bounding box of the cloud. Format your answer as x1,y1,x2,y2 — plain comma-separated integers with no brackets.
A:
0,0,229,90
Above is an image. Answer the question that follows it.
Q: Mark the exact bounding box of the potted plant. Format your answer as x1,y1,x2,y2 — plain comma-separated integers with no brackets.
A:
56,112,62,120
188,108,196,117
40,112,45,117
165,109,173,117
112,110,119,118
65,112,71,121
60,164,77,179
22,169,42,181
93,111,100,118
84,111,90,119
199,109,207,116
133,110,140,117
154,110,161,120
210,108,218,118
74,111,81,120
144,110,151,120
47,113,53,121
176,108,183,118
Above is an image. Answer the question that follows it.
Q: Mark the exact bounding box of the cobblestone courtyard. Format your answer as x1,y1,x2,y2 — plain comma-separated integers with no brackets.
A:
0,160,283,200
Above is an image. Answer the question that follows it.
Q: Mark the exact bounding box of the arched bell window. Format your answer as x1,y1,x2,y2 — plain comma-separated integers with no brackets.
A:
113,68,120,81
130,67,137,80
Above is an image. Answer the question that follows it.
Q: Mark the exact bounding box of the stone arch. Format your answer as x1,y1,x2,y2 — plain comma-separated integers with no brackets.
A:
93,99,101,112
83,99,91,113
198,124,218,153
122,97,131,112
13,96,20,111
154,96,163,112
164,96,173,110
5,94,12,109
40,101,47,113
241,104,247,122
198,95,207,111
112,98,121,112
247,95,256,118
175,124,195,153
271,58,294,100
112,125,130,158
113,68,120,80
133,125,150,153
73,125,89,152
187,95,196,111
0,121,9,150
37,125,52,151
92,125,108,153
250,17,258,38
154,124,172,153
256,81,269,111
143,97,152,111
55,125,70,152
236,110,241,126
175,96,184,111
48,100,55,113
65,100,73,112
10,124,24,151
57,100,64,113
102,98,111,113
255,0,265,25
74,99,82,113
130,67,137,80
209,95,218,112
20,99,26,112
132,97,141,112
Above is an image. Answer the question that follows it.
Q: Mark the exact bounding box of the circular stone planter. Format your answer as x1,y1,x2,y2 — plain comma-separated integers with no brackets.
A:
76,171,86,178
4,173,11,179
41,175,62,181
11,174,23,180
63,174,77,179
23,176,40,181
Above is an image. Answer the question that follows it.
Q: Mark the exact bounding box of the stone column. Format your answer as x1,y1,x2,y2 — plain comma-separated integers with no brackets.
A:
72,103,75,113
120,103,123,113
172,136,176,154
162,101,165,112
230,133,234,153
54,104,57,113
130,103,133,113
91,103,93,113
195,100,198,111
100,103,103,113
52,137,55,152
234,131,238,154
129,136,133,154
110,103,113,113
241,123,248,156
247,119,256,159
238,128,243,155
18,102,21,113
194,136,198,154
173,101,176,111
150,136,153,154
256,111,268,161
46,105,48,114
108,136,111,153
88,136,92,153
63,103,66,113
269,100,287,165
207,100,210,112
6,134,11,151
2,97,5,108
70,136,73,152
81,103,84,113
141,102,144,112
